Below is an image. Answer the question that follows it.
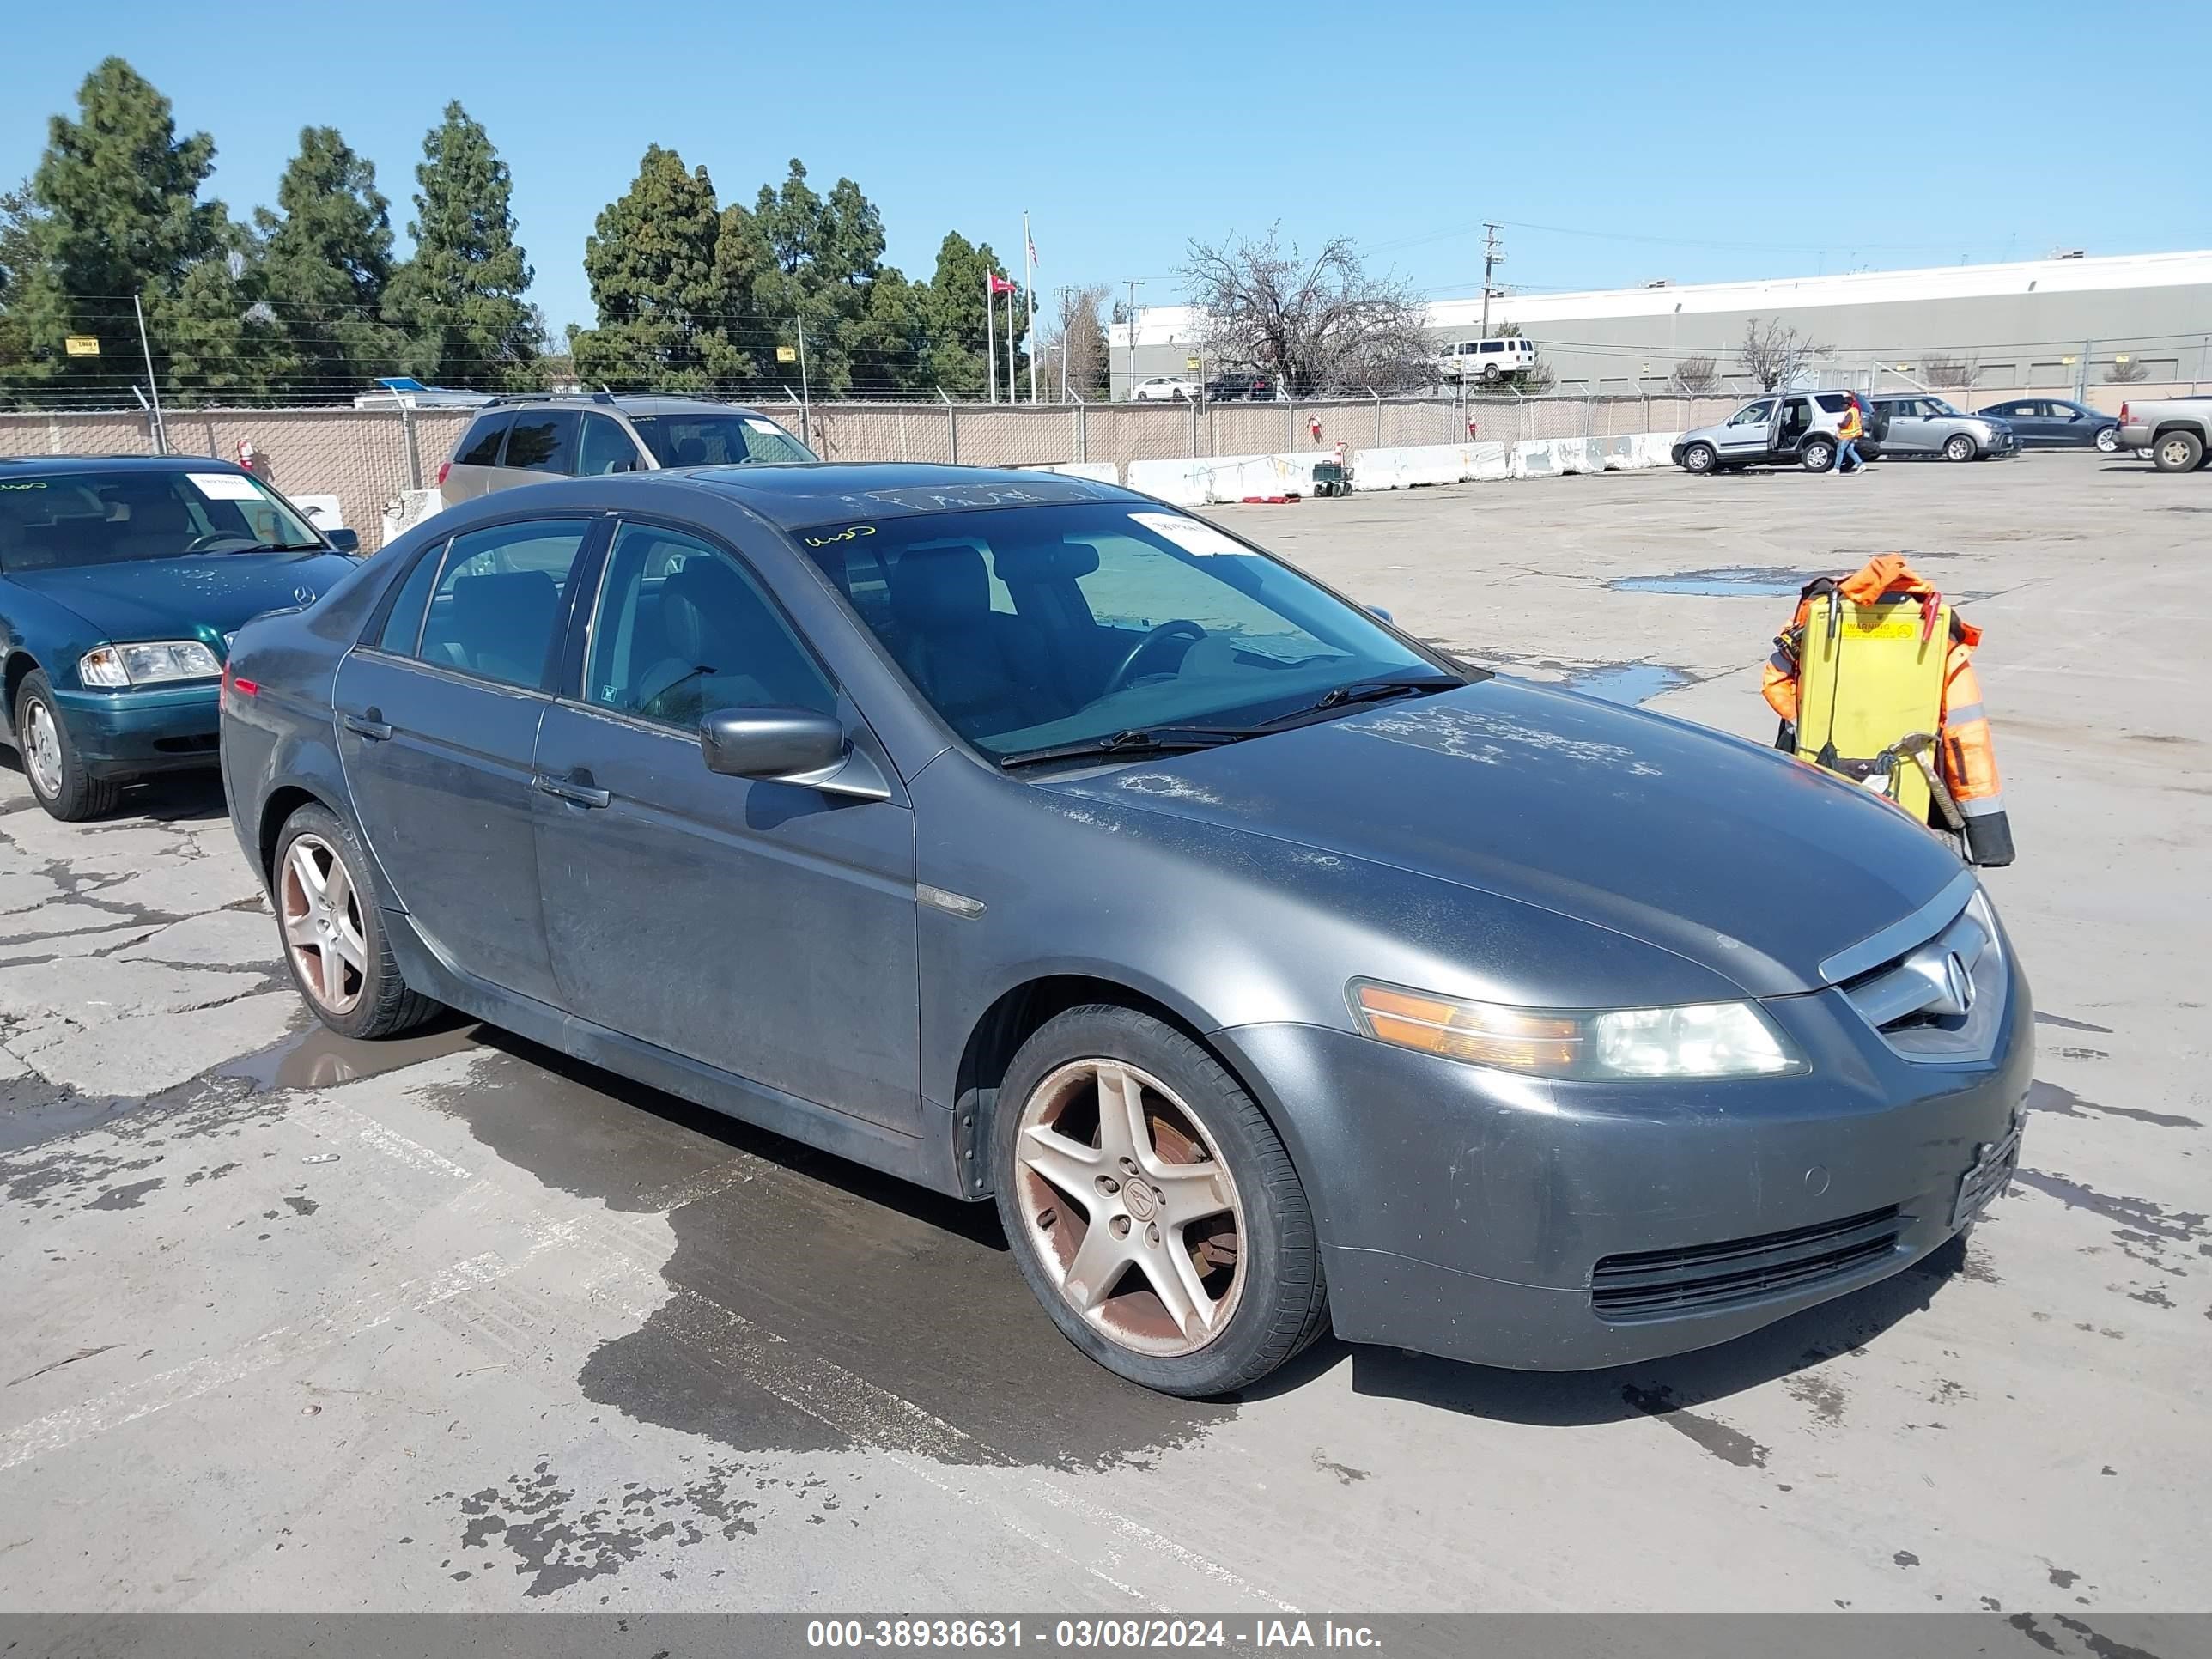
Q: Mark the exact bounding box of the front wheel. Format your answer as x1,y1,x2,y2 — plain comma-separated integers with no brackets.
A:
993,1006,1328,1396
2094,425,2119,453
273,803,441,1039
1944,433,1978,462
2152,430,2204,473
1680,441,1717,475
15,670,121,822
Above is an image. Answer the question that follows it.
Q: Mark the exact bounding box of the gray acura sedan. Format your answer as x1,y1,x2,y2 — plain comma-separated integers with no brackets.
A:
220,465,2030,1396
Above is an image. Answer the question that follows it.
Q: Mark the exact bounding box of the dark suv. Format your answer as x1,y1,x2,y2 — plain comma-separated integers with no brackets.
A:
437,393,816,504
1204,372,1275,402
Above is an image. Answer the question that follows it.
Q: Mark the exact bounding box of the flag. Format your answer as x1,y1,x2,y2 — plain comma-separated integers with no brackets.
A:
1028,230,1039,268
988,272,1017,295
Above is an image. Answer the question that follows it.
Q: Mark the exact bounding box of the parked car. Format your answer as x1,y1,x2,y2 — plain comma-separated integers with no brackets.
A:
2115,397,2212,472
1672,391,1890,474
438,392,814,505
222,464,2029,1397
1437,337,1540,383
1867,396,2016,461
1975,397,2121,452
1130,375,1200,403
0,455,361,820
1205,371,1275,402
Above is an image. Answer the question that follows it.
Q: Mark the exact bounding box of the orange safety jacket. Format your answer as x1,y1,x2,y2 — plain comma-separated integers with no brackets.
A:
1838,404,1863,441
1762,553,2014,866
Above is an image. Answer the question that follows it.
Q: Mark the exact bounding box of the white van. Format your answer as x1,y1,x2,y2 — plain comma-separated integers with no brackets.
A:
1437,337,1538,382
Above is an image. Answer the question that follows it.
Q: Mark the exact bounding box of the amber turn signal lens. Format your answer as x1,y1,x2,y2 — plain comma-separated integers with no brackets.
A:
1352,982,1583,1072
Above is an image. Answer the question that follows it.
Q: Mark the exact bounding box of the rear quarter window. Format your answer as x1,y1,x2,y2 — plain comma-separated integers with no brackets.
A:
456,415,511,467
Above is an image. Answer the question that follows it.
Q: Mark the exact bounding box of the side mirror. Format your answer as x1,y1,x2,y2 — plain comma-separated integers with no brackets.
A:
701,707,846,780
324,527,361,554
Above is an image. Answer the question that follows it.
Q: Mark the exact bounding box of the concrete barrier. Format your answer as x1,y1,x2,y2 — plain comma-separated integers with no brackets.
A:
1132,429,1682,503
1042,461,1120,484
1350,441,1510,491
1127,452,1329,506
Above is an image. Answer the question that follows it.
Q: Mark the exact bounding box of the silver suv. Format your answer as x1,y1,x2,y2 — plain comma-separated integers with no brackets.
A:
1866,396,2016,462
436,393,816,504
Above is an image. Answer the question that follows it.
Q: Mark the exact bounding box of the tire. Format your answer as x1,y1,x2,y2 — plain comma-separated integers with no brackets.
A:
1802,439,1837,473
1480,364,1501,383
1944,433,1978,463
271,802,440,1039
1680,441,1717,475
2152,429,2204,473
15,670,122,822
2094,425,2119,453
992,1005,1328,1397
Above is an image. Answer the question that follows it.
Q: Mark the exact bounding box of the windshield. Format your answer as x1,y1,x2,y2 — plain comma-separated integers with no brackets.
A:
799,502,1449,760
0,469,325,571
629,412,815,467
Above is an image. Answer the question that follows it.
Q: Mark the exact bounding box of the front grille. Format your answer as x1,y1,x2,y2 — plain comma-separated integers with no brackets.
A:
1839,894,2007,1064
1590,1205,1904,1322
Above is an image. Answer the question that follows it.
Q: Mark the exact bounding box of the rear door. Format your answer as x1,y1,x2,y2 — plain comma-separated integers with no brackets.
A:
334,516,599,1003
1771,395,1816,459
488,409,580,494
1988,399,2047,444
1883,398,1934,453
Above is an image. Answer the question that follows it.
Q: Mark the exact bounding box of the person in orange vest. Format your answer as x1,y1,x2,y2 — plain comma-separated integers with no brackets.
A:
1762,553,2014,866
1834,395,1865,476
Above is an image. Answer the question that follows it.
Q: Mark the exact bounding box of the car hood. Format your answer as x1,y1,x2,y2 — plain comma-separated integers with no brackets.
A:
8,551,357,645
1041,678,1967,999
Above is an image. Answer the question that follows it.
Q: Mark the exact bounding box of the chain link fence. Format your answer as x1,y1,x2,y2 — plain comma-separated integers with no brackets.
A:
5,380,2196,551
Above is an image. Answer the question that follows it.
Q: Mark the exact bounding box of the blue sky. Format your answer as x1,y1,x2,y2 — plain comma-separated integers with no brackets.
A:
5,2,2203,336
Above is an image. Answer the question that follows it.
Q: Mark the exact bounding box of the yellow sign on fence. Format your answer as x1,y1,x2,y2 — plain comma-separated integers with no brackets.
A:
1185,356,1201,372
775,345,798,364
64,336,100,356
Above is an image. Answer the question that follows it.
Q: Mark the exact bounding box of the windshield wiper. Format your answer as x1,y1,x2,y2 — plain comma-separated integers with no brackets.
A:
997,727,1248,770
1236,674,1463,732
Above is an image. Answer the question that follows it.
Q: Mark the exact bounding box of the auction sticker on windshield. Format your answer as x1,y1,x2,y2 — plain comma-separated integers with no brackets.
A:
1130,511,1245,556
187,472,264,500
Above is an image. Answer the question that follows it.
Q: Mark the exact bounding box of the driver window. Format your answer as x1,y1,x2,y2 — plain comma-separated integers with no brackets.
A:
585,522,835,729
1729,401,1774,426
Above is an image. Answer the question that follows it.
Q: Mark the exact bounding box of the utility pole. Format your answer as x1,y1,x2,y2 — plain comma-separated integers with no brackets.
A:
796,318,811,447
1479,223,1504,341
1123,279,1144,401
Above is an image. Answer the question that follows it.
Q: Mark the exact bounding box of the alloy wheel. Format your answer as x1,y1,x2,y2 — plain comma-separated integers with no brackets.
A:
2095,427,2119,453
280,833,368,1014
1013,1058,1245,1358
22,700,62,799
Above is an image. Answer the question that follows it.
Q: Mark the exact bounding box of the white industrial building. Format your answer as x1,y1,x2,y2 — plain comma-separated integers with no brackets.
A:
1111,248,2212,398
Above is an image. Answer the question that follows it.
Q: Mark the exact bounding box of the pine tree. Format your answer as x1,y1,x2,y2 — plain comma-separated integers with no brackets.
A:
8,58,224,402
256,126,401,397
924,232,1020,398
386,102,539,389
571,145,726,391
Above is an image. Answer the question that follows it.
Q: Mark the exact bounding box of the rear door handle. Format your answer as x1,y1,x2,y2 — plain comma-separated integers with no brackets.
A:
532,775,611,809
341,712,392,741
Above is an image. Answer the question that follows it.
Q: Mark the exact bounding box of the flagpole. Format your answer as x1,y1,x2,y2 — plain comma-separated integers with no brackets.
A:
985,270,997,404
1024,212,1037,403
1006,285,1018,410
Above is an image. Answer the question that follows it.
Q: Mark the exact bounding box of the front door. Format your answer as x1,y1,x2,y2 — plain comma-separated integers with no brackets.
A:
530,519,923,1133
1716,398,1777,461
333,516,596,1003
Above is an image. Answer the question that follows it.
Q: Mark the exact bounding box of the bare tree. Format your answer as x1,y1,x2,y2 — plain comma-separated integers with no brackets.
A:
1179,226,1434,396
1921,353,1979,390
1055,283,1109,397
1669,353,1722,394
1738,317,1825,392
2105,356,2150,384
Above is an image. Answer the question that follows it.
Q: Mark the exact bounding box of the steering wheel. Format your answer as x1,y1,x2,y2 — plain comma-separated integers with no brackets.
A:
1103,619,1206,696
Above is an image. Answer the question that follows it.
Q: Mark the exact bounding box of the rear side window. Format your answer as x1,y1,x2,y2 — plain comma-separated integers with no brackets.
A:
501,410,579,474
377,536,450,653
415,519,593,688
456,415,511,467
628,414,814,467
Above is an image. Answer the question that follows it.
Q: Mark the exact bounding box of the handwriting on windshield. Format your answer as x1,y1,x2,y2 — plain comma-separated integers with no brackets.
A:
804,525,877,547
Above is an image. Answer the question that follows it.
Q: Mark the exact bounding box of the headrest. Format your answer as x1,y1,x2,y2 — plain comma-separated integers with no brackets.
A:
888,544,989,630
993,541,1100,584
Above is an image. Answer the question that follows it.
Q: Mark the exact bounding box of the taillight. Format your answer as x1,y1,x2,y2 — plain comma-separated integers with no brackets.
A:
434,460,451,487
2118,403,2130,424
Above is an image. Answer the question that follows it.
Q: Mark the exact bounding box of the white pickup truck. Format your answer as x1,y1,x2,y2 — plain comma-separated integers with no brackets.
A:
2117,397,2212,472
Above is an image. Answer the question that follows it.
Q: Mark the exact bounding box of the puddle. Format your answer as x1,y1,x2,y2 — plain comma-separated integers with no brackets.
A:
1610,567,1822,598
1567,664,1689,705
219,1017,485,1093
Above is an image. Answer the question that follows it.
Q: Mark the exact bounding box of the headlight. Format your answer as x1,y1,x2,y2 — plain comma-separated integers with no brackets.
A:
78,641,222,689
1351,981,1807,1080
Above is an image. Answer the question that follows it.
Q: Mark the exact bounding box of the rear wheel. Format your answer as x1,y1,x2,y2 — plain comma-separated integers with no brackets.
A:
1944,433,1978,462
273,803,440,1039
2152,430,2204,473
1680,441,1717,475
15,670,121,822
2094,424,2119,453
993,1006,1328,1397
1802,438,1837,473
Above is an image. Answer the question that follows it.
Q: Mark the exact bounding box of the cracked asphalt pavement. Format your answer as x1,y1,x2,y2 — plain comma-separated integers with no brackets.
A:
0,451,2203,1615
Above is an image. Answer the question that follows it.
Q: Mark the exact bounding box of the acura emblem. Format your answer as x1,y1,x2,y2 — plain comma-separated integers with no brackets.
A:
1942,951,1976,1015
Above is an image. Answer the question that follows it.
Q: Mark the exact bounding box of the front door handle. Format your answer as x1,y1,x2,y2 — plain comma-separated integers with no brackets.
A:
532,774,611,809
341,711,392,741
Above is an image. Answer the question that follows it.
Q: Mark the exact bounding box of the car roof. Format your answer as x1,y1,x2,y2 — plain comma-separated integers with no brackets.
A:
0,453,252,476
470,394,778,419
684,463,1146,529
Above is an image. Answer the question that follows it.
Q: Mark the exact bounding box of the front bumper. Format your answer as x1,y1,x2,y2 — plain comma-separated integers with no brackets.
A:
52,683,222,777
1213,968,2032,1370
1982,430,2019,456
